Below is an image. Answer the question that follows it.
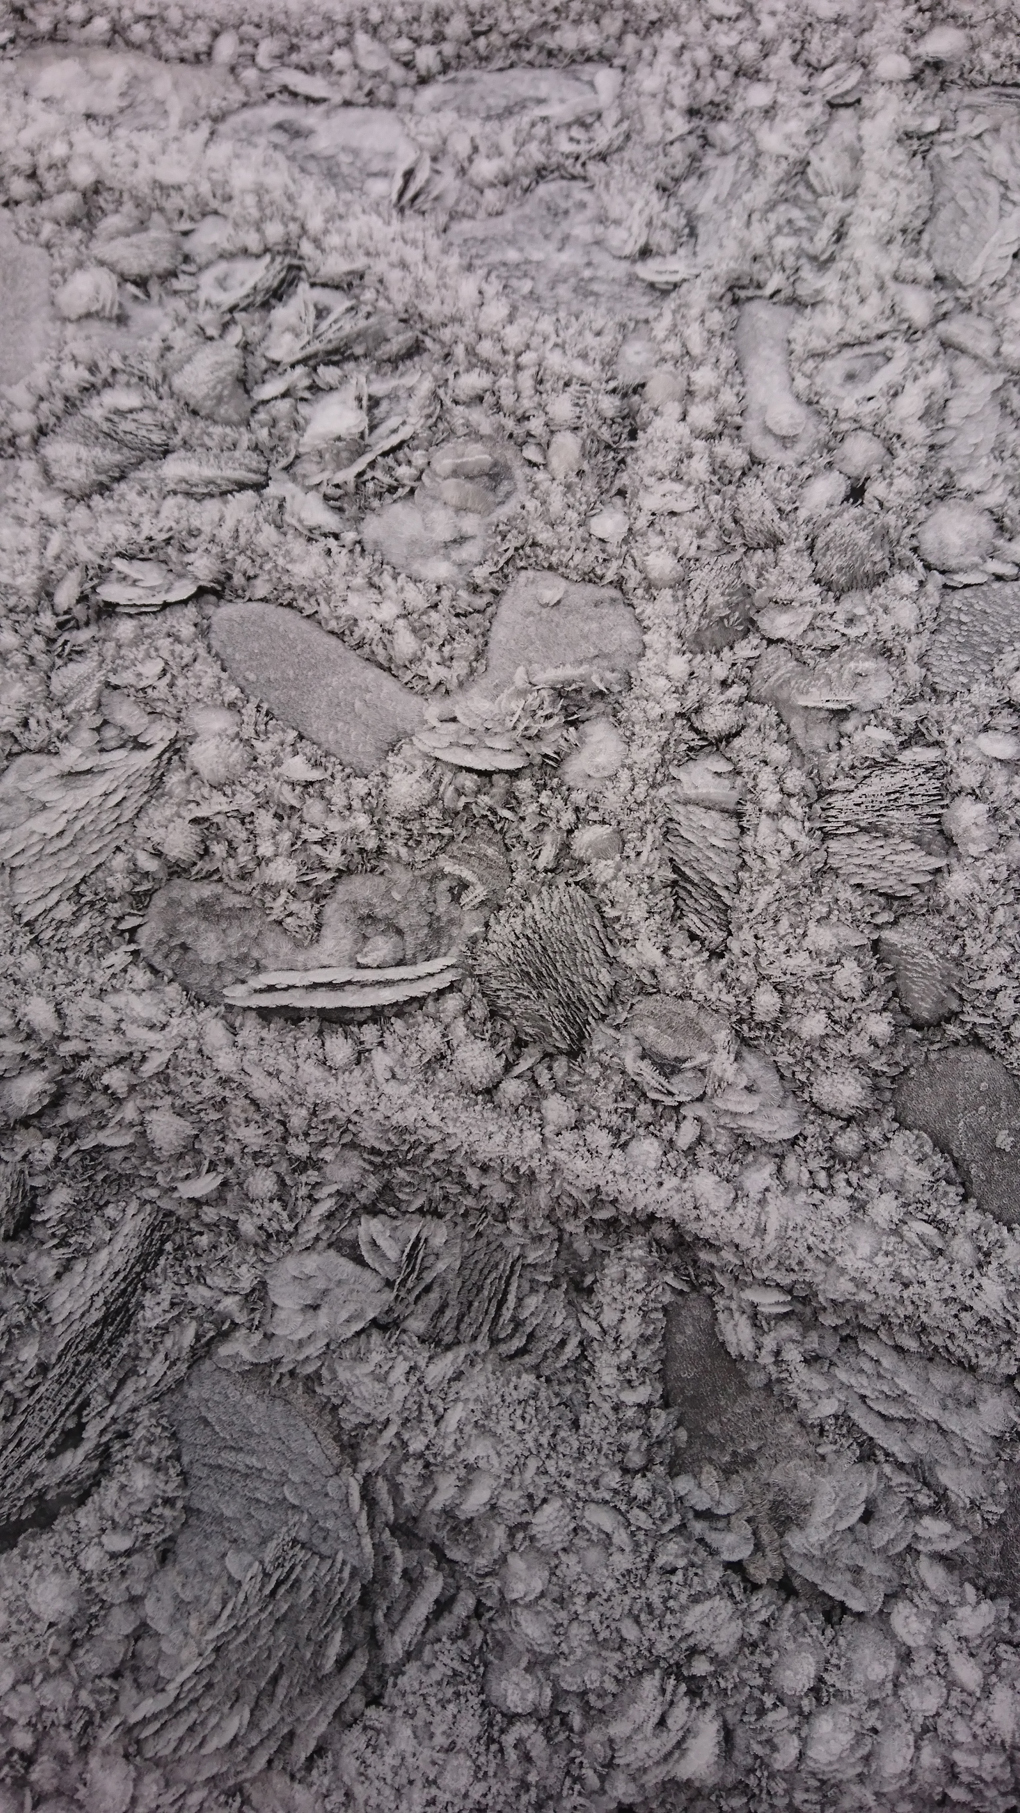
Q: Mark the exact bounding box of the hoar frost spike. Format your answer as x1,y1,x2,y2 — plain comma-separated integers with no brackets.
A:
820,763,947,896
812,510,892,594
127,1525,366,1786
160,450,268,496
121,1362,372,1787
665,804,741,952
0,1159,31,1239
0,1206,168,1542
476,882,615,1052
39,407,170,497
0,737,171,921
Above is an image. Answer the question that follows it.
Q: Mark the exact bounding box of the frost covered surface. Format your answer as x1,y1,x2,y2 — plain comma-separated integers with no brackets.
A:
5,0,1020,1808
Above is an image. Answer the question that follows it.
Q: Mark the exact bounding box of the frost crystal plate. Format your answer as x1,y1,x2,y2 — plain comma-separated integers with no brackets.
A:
1,4,1020,1810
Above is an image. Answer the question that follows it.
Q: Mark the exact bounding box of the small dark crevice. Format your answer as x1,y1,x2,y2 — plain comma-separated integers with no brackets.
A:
0,1488,83,1554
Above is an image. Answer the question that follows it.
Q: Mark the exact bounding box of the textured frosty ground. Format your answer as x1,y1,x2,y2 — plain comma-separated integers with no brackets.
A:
4,3,1020,1809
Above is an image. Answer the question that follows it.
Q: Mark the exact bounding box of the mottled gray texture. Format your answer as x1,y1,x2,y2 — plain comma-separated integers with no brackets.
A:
928,580,1020,691
168,1360,361,1564
476,568,643,694
895,1046,1020,1226
663,1290,769,1468
878,926,962,1026
138,878,302,1002
447,180,655,321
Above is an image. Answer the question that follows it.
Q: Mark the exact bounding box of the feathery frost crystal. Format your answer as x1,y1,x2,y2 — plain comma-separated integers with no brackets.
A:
476,882,615,1051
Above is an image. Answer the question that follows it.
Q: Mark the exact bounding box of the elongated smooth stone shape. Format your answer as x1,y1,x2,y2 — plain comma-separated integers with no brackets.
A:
736,300,821,465
210,600,424,774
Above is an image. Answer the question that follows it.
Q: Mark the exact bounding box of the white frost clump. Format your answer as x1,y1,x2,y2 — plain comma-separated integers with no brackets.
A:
811,1068,873,1116
55,265,120,320
943,795,999,855
916,500,996,571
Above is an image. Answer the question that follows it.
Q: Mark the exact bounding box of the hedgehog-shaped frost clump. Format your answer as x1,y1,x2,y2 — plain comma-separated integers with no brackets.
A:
475,882,615,1053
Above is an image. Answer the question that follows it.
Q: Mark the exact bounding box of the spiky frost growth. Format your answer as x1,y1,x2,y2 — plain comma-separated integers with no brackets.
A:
0,1159,31,1239
826,835,948,894
812,510,891,593
821,764,947,895
39,407,170,496
0,738,170,921
687,559,755,652
476,882,615,1051
821,765,945,838
126,1523,366,1786
121,1361,370,1787
393,1220,582,1369
159,449,268,495
665,804,741,951
0,1206,168,1538
878,925,961,1025
733,476,784,548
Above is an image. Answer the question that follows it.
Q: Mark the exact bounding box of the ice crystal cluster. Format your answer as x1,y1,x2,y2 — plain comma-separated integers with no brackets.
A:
4,1,1020,1810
